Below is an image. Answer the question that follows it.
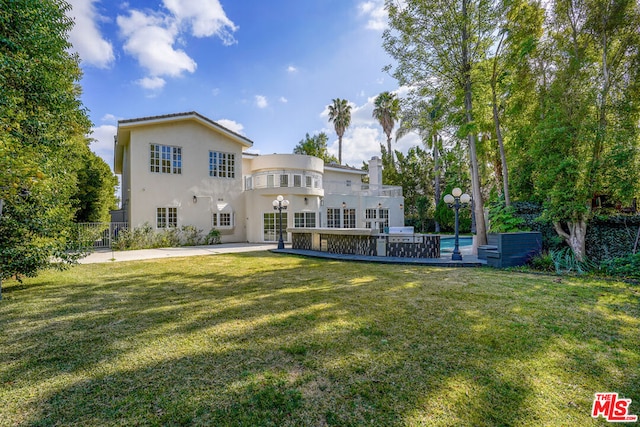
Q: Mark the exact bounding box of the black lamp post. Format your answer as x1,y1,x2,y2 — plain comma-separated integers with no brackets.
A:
444,187,471,261
272,195,289,249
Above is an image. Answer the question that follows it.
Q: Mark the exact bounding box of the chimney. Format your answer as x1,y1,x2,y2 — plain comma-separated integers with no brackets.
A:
368,156,383,190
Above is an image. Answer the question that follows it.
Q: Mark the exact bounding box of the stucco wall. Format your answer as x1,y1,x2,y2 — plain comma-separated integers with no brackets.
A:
126,121,247,242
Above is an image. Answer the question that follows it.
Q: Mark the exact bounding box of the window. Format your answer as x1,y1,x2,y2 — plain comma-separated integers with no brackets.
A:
280,174,289,187
267,174,275,188
245,176,253,190
212,212,233,228
346,180,352,187
157,207,177,228
294,212,316,228
264,212,288,241
365,208,377,229
343,208,356,228
150,144,181,174
378,208,389,232
294,175,302,187
209,151,235,178
219,213,231,227
327,208,340,228
305,176,312,188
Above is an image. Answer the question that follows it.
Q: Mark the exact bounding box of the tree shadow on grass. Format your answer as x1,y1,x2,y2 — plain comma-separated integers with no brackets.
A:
1,253,638,426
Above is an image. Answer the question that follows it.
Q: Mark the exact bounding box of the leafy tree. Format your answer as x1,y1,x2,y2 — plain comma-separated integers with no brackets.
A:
384,0,496,247
73,144,119,223
327,98,352,164
293,132,338,164
1,0,93,291
372,91,401,160
397,94,446,231
522,0,640,260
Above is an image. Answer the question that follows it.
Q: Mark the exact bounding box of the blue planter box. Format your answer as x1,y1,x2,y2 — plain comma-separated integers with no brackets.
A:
479,232,542,268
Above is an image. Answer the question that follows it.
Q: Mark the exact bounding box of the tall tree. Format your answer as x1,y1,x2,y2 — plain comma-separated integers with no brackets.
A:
372,91,401,161
397,95,446,231
73,144,119,223
327,98,352,164
522,0,640,260
1,0,93,289
293,132,339,164
384,0,496,248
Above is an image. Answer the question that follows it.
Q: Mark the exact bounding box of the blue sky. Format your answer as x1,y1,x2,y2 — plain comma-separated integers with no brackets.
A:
67,0,420,170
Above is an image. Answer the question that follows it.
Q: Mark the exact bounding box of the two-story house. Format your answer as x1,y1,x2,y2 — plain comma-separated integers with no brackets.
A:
113,111,404,244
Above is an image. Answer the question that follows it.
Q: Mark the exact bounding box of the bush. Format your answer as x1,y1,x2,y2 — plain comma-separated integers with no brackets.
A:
488,200,527,233
550,247,598,275
205,228,222,245
528,252,555,272
180,225,203,246
113,223,207,250
601,253,640,281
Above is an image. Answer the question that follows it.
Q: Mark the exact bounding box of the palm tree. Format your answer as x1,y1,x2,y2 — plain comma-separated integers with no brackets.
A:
327,98,352,164
372,91,401,160
396,96,445,232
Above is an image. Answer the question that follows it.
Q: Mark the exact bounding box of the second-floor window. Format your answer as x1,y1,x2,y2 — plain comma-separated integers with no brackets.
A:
150,144,181,174
209,151,235,178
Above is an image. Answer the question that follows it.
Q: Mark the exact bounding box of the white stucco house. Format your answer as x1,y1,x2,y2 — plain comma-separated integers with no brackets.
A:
113,111,404,244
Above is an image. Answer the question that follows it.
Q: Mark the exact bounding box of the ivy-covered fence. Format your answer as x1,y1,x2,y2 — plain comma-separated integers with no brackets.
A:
511,202,640,262
585,216,640,262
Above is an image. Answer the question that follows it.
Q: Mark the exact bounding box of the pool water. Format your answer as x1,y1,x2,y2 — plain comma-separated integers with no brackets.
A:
440,236,473,251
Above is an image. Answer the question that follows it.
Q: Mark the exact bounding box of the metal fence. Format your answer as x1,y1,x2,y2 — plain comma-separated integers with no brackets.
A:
75,222,129,249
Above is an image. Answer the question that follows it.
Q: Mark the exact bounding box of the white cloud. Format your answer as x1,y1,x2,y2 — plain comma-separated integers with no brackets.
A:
216,119,244,135
118,10,196,78
358,0,387,31
117,1,237,89
163,0,237,43
279,97,288,103
67,0,115,68
255,95,268,109
101,113,121,123
89,124,117,170
136,76,167,90
287,65,298,73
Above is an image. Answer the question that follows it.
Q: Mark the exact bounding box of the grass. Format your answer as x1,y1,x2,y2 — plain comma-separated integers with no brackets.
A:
0,251,638,426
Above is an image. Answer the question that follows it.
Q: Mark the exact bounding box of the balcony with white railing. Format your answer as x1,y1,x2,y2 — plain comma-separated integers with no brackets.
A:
323,181,403,197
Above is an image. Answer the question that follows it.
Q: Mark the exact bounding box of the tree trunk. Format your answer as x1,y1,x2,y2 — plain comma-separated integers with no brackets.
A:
433,135,441,233
553,220,588,262
387,136,393,163
462,0,487,251
491,30,510,206
338,135,343,164
492,89,510,206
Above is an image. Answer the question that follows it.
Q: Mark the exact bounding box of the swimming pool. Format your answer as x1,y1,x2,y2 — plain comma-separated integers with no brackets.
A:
440,236,473,251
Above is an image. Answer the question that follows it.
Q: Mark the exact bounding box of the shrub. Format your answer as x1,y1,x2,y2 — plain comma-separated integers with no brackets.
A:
113,223,207,250
550,247,598,275
601,253,640,281
528,251,555,272
180,225,203,246
488,200,527,233
205,228,222,245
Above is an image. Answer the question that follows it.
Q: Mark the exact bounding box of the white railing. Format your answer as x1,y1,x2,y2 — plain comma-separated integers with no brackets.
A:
323,181,403,197
75,222,129,248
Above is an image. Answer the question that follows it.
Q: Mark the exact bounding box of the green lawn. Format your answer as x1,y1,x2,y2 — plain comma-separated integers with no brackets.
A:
1,252,638,426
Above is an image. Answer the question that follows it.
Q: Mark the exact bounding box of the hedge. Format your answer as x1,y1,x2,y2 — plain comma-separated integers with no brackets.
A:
511,202,640,262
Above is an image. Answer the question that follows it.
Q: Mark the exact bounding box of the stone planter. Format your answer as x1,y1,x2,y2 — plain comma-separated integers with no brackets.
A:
478,231,542,268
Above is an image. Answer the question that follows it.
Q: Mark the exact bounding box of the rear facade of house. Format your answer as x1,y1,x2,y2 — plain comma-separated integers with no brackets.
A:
113,112,404,244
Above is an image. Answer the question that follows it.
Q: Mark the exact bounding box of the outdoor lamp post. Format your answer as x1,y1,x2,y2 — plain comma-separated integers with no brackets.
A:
272,195,289,249
444,188,471,261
